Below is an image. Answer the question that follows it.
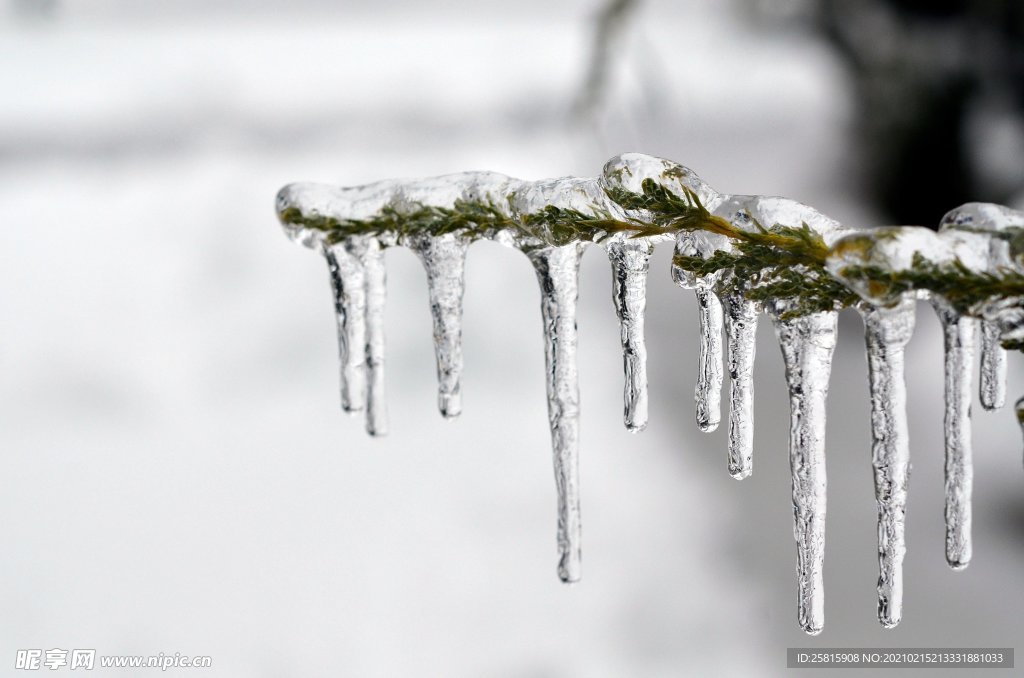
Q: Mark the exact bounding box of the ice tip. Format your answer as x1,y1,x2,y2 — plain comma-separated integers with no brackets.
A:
366,422,388,437
558,561,581,584
948,558,970,572
438,393,462,419
557,547,582,584
625,420,648,434
728,467,751,481
697,418,720,433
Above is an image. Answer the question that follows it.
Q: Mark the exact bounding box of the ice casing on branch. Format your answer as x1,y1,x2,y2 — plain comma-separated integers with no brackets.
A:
277,154,1024,633
940,202,1024,411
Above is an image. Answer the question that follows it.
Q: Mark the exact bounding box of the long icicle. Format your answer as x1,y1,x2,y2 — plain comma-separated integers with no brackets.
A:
861,299,916,628
979,319,1007,411
773,309,837,636
325,239,368,414
529,244,585,584
932,298,975,571
694,288,724,433
361,237,388,436
410,234,470,418
607,239,654,432
723,292,758,479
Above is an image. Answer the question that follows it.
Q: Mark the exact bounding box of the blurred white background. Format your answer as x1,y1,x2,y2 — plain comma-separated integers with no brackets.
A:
1,1,1022,676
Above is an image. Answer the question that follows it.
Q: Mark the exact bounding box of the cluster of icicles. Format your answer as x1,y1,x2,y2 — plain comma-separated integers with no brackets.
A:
275,153,1024,635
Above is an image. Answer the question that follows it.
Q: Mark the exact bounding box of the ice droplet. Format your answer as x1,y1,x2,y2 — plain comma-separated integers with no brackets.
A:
408,233,470,418
979,319,1007,411
772,306,837,636
528,244,585,583
724,292,758,479
932,298,975,571
606,239,654,432
325,238,368,414
694,288,724,433
860,298,916,628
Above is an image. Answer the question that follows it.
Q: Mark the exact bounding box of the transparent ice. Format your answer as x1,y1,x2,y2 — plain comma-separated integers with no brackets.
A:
693,288,723,433
940,202,1024,411
529,244,585,583
407,232,470,418
277,153,1024,634
772,306,836,636
860,299,915,627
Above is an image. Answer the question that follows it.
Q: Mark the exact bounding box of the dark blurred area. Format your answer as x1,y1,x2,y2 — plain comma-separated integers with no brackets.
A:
748,0,1024,225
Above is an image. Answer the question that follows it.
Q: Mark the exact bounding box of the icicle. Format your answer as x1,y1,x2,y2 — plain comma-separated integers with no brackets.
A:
932,299,975,571
669,216,728,436
361,238,389,436
861,299,916,628
772,308,837,636
606,239,654,432
694,288,724,433
325,239,368,414
528,244,585,584
979,320,1007,411
938,202,1024,409
723,292,758,479
409,234,470,418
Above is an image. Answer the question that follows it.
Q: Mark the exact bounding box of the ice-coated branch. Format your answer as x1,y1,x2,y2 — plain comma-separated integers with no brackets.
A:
276,153,1024,635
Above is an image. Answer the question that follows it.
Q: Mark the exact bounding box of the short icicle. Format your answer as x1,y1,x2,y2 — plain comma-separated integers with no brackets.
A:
325,238,368,414
772,308,837,636
861,299,916,628
361,237,389,436
409,234,470,418
529,244,585,584
606,239,654,432
723,293,758,479
932,298,976,571
694,288,724,433
979,319,1007,411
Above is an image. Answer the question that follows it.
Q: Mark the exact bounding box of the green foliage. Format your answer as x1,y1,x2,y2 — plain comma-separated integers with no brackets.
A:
605,179,853,316
281,177,1024,328
838,253,1024,316
280,198,647,248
